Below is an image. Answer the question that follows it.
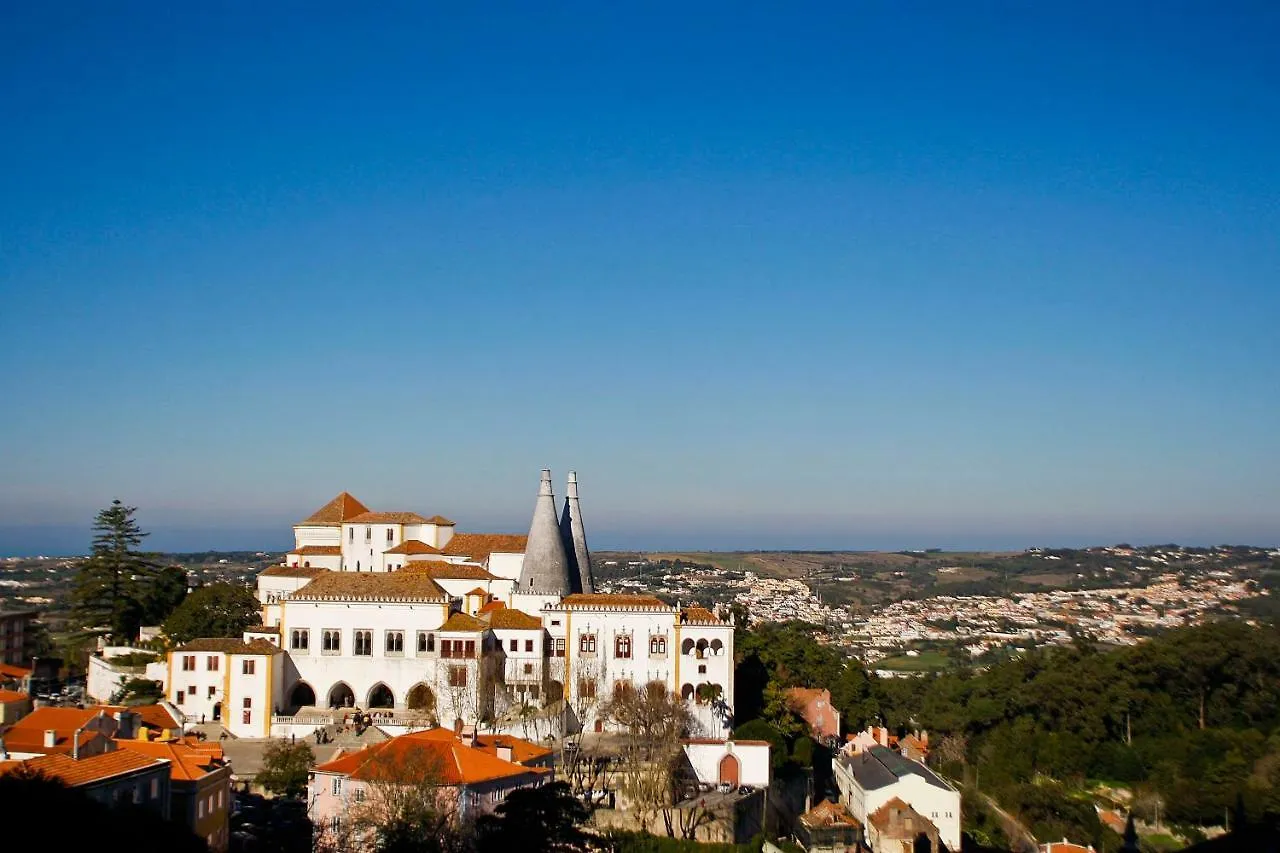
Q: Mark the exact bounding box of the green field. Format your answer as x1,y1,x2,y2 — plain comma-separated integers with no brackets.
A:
872,650,951,671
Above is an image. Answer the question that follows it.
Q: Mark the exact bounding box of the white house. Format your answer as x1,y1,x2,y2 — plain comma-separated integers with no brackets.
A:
832,744,960,852
682,738,771,788
167,638,285,738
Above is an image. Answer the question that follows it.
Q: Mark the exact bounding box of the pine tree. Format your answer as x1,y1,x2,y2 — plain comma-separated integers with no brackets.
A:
72,500,161,642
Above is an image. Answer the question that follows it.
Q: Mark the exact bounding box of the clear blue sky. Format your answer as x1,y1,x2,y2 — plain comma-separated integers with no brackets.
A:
1,2,1278,554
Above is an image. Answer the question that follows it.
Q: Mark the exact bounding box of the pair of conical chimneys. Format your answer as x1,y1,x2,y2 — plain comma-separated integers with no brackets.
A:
517,469,594,596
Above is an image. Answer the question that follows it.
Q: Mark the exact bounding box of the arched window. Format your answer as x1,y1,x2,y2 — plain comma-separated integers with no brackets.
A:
710,639,724,656
385,631,404,653
681,638,695,656
354,630,372,656
649,635,667,655
614,635,632,659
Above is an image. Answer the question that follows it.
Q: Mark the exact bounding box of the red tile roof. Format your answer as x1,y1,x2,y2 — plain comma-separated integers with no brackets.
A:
0,663,31,680
471,733,553,764
439,613,488,633
440,533,528,562
314,728,549,786
402,563,497,581
0,750,162,787
289,571,449,602
118,740,225,782
557,594,670,610
680,606,723,625
0,689,28,703
384,540,442,555
260,565,327,578
300,492,371,525
424,516,456,526
800,799,861,829
485,609,542,630
477,600,506,616
288,545,342,556
6,705,184,753
347,511,431,524
174,638,283,655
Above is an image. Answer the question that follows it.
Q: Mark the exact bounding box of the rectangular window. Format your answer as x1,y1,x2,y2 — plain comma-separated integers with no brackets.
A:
189,685,197,697
182,655,196,671
509,638,517,652
199,799,205,818
523,663,534,675
355,788,366,802
291,629,309,651
365,526,371,542
207,656,219,671
332,778,342,796
615,636,632,659
578,678,597,699
243,697,252,709
386,528,394,543
698,664,707,674
242,710,251,725
208,686,216,698
349,527,354,542
449,666,467,687
464,640,476,657
554,638,565,658
242,660,256,675
579,633,596,654
386,631,404,654
650,636,667,655
551,619,561,627
525,639,534,652
176,690,184,705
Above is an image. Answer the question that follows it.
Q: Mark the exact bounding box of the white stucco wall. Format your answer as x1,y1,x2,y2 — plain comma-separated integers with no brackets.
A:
683,741,770,787
294,525,341,548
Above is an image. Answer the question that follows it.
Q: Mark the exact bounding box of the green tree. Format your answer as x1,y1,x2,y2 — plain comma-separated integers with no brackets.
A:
110,677,164,706
161,583,259,643
72,500,161,642
256,739,315,798
139,565,189,626
474,781,591,853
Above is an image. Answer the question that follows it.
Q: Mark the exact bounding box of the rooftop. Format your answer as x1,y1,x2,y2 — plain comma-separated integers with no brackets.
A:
800,799,862,830
555,594,671,611
0,749,162,787
174,638,284,655
440,533,528,562
299,492,370,526
117,740,225,782
347,511,433,524
485,609,543,630
287,545,342,556
439,613,489,633
259,565,327,579
314,727,549,786
402,563,497,581
838,746,953,793
289,571,449,602
384,540,442,555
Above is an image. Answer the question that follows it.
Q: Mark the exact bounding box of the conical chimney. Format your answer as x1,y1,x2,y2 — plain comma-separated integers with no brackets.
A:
517,469,573,596
560,471,594,594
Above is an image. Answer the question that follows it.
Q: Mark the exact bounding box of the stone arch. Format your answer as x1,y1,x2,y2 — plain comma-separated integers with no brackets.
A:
406,683,436,713
718,753,740,786
695,638,709,657
367,683,395,709
680,683,695,702
328,681,355,708
681,638,695,656
710,638,724,655
289,682,317,709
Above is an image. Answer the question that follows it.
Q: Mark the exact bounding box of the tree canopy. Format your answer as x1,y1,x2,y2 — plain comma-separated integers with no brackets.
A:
257,739,315,798
72,500,174,641
474,781,592,853
161,582,260,643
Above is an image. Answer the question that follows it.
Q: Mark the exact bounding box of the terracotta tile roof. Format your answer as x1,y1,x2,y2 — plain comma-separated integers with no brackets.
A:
800,799,861,829
5,705,184,743
300,492,370,525
485,609,543,631
868,797,931,835
384,540,442,555
287,545,342,556
289,571,449,602
557,594,670,610
465,587,487,597
174,638,284,655
0,689,28,702
244,625,280,634
424,515,456,526
680,606,723,624
440,533,528,562
347,511,431,524
1042,844,1094,853
684,737,772,747
259,565,327,578
117,740,224,781
477,600,506,616
472,733,553,764
0,750,162,787
0,663,31,679
314,728,549,786
402,563,497,581
439,613,489,633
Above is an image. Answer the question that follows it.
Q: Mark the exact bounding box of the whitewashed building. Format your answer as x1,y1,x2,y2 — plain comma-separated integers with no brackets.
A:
833,744,961,851
167,470,734,737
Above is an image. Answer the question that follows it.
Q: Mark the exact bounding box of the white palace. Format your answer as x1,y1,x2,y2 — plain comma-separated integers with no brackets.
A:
165,471,734,740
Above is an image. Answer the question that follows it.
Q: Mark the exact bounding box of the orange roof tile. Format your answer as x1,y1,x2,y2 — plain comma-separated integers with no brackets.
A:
347,511,431,524
402,563,497,581
477,600,506,616
465,587,487,597
0,689,28,703
472,733,553,764
680,606,723,624
290,571,449,602
800,799,861,829
440,533,528,562
314,728,549,786
288,545,342,556
300,492,371,525
0,750,162,787
557,594,670,610
868,797,932,835
117,740,224,782
439,613,488,633
259,565,327,578
0,663,31,679
485,609,542,630
424,515,456,526
384,540,442,555
175,638,283,654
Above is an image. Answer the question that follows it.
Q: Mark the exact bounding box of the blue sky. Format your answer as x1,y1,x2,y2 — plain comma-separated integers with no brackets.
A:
1,3,1277,554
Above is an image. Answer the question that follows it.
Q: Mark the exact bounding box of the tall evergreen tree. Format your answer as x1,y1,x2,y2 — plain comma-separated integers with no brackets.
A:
72,500,161,642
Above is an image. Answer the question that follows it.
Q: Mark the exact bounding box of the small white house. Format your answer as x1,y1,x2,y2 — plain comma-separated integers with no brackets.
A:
681,738,770,788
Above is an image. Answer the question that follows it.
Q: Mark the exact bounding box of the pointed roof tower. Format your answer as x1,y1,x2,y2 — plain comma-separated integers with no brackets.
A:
560,471,594,594
516,470,573,596
299,492,371,525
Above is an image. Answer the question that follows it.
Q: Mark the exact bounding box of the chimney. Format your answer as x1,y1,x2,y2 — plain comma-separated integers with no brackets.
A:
560,471,594,594
43,729,57,748
460,725,476,747
517,470,573,596
496,744,513,763
0,735,8,760
921,729,928,747
114,710,140,740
